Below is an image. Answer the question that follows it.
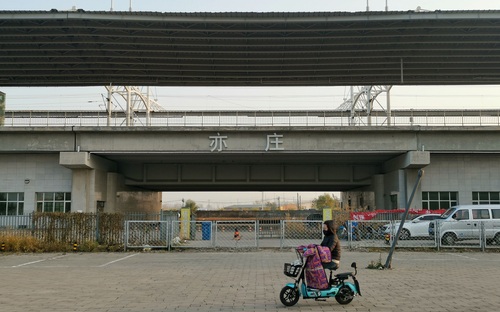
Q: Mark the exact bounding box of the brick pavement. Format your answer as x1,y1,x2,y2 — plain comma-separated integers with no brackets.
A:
0,250,499,312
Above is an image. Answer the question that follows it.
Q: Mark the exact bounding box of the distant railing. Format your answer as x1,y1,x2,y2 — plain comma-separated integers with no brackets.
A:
3,109,500,127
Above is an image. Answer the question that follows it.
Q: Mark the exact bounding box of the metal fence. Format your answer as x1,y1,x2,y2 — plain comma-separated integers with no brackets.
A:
125,221,170,249
342,220,395,249
281,220,322,248
4,215,500,251
430,220,500,251
4,109,500,127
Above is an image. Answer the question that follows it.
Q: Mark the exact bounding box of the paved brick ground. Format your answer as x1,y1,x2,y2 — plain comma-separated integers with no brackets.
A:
1,250,499,312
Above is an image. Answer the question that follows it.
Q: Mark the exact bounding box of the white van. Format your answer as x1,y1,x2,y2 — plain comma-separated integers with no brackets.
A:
428,205,500,245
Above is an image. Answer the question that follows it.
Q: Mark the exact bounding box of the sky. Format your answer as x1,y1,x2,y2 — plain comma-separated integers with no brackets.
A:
2,0,500,112
2,0,499,12
2,0,500,208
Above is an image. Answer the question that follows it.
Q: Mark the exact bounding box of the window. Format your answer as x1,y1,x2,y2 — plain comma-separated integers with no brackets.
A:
36,192,71,213
472,209,490,220
422,192,458,210
455,209,469,220
420,215,441,221
0,193,24,215
492,209,500,219
472,192,500,205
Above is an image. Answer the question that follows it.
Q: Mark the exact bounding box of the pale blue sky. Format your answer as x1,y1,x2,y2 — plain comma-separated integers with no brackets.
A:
2,0,500,111
2,0,499,206
2,0,499,111
2,0,499,12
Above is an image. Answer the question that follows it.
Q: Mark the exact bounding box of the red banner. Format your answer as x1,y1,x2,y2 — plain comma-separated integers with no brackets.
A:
350,209,446,221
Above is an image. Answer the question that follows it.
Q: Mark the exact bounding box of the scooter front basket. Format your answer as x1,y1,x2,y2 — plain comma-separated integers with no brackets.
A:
283,263,301,277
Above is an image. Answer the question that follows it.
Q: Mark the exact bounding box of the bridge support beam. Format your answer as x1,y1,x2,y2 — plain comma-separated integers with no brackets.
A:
383,151,430,173
59,152,117,213
59,152,161,214
381,151,430,210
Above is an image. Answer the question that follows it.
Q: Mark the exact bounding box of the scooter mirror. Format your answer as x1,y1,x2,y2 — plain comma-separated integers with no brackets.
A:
351,262,357,269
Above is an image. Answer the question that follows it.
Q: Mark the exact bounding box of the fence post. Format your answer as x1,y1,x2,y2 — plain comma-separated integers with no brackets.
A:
435,220,440,251
124,220,128,251
480,221,486,252
168,221,172,251
256,220,260,249
347,220,352,248
211,221,216,247
214,221,219,247
95,213,100,244
280,220,284,250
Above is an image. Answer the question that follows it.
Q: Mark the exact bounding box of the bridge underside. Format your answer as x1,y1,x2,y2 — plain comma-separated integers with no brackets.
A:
98,152,400,191
2,10,500,86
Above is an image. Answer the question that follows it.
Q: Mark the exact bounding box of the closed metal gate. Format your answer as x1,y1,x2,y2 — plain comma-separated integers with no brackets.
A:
125,220,169,250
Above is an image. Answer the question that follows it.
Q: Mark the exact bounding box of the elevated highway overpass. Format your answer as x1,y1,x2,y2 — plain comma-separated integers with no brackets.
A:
2,10,500,86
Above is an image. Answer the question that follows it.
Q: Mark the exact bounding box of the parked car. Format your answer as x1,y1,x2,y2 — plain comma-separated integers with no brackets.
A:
383,214,443,240
428,205,500,245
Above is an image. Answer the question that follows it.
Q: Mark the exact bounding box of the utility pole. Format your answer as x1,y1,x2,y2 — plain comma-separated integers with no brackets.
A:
385,169,424,269
261,192,264,210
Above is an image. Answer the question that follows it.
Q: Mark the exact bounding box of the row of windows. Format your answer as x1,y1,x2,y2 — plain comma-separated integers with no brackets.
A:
0,192,71,215
422,192,458,210
2,191,500,215
455,208,500,220
0,193,24,216
472,192,500,205
36,192,72,213
422,191,500,210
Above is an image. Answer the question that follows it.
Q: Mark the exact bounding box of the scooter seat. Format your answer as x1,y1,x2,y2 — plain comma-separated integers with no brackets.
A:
335,272,352,280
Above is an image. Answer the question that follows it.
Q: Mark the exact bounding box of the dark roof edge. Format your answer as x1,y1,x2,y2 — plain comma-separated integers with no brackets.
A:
1,10,500,18
2,10,500,24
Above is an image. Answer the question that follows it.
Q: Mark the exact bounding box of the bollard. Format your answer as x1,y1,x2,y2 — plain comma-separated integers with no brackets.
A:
73,242,78,252
1,242,5,252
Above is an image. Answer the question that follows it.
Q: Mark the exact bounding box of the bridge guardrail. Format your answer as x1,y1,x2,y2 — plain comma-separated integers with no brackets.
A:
3,109,500,127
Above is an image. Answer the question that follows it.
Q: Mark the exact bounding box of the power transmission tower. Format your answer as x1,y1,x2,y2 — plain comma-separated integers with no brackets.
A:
336,86,393,126
104,86,165,126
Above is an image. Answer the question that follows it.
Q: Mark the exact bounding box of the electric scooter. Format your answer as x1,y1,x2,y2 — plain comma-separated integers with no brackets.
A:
279,247,361,307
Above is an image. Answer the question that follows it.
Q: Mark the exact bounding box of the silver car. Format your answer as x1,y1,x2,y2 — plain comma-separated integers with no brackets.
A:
383,214,442,240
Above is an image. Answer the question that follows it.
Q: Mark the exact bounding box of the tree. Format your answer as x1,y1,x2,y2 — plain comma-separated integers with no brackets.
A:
265,201,278,210
312,193,340,209
184,199,199,215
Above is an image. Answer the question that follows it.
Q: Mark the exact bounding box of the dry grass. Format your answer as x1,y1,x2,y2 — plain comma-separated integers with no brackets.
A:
0,235,45,252
0,235,123,253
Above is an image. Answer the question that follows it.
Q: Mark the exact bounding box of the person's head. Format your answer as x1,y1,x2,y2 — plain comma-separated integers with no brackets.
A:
323,220,336,235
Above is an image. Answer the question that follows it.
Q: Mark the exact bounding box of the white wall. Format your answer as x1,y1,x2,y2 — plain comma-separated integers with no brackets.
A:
421,154,500,205
0,153,72,213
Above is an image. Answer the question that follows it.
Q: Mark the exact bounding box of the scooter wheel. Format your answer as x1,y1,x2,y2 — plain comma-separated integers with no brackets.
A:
280,286,299,306
335,285,354,305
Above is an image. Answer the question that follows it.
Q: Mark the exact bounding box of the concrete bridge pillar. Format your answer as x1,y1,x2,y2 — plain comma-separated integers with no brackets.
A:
372,174,385,210
59,152,161,214
59,152,117,213
382,151,430,210
70,168,93,212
